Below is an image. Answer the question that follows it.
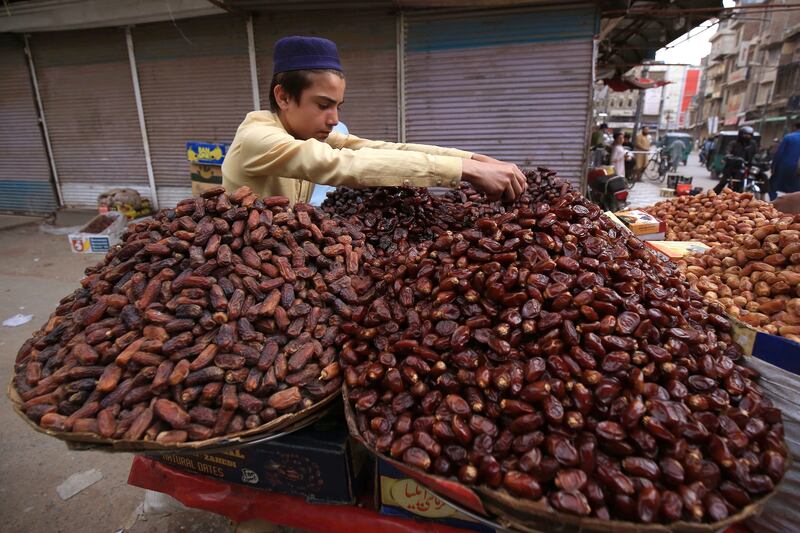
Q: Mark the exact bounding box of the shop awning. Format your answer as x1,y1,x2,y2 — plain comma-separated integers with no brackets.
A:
597,0,724,75
603,75,671,92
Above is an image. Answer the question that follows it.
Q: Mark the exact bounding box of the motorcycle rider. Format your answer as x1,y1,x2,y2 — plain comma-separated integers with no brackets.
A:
714,126,758,194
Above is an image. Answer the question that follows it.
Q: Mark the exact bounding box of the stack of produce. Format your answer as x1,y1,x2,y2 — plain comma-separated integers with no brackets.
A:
11,171,789,527
340,180,788,523
679,219,800,339
644,190,782,246
644,190,800,339
12,186,367,444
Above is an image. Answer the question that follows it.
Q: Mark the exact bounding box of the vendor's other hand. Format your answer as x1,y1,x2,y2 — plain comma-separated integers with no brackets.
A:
463,156,527,202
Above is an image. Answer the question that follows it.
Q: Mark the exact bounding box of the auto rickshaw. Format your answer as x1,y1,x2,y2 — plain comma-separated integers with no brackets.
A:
661,132,693,166
707,130,761,179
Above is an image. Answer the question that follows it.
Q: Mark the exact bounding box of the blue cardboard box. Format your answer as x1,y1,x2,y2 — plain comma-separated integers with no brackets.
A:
156,405,368,504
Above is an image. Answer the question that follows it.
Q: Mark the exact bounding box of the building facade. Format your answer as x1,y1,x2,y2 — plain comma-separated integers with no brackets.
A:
690,1,800,144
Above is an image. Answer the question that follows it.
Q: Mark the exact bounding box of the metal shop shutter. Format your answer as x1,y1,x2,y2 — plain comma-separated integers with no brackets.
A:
30,28,149,207
254,9,398,142
133,15,254,207
404,5,597,187
0,34,57,214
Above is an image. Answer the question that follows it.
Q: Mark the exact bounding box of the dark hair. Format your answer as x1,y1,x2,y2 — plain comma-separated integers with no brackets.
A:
269,69,344,112
599,123,608,129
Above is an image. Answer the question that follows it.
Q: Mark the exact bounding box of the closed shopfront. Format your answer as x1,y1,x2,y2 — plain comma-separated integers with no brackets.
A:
30,28,149,207
133,15,254,206
0,34,57,213
404,4,597,187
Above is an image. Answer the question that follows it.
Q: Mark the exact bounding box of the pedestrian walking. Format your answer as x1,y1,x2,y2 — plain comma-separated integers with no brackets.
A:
634,126,652,175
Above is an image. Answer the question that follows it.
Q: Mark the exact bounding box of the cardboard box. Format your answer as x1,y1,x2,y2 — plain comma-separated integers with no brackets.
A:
603,211,631,234
645,240,711,260
187,141,229,197
68,211,128,254
613,209,667,240
156,407,369,504
186,141,229,165
189,163,223,197
378,460,495,532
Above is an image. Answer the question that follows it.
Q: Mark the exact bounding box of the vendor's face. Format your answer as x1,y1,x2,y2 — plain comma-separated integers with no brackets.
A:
276,72,345,141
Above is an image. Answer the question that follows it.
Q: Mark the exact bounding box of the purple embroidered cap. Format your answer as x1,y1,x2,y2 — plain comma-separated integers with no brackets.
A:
273,36,343,74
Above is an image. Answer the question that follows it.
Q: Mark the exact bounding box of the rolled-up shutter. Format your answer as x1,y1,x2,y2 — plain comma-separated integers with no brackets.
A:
133,15,254,206
30,28,149,207
0,34,57,214
254,9,398,141
404,5,597,187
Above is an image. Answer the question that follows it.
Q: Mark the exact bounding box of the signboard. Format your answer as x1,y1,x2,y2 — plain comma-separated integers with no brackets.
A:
643,86,662,115
679,69,701,127
724,89,744,126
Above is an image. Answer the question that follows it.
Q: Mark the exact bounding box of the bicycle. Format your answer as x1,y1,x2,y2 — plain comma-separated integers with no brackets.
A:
643,148,671,183
627,149,666,186
625,150,650,188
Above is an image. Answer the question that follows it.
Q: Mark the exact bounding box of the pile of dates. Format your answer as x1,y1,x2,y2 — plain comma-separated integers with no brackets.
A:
322,185,501,254
679,216,800,339
322,168,569,255
644,189,782,246
12,186,371,444
342,180,787,523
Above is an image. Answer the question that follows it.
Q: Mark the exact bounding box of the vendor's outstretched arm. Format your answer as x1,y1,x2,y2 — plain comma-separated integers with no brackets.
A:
327,132,473,160
327,133,527,199
234,128,526,200
237,128,463,189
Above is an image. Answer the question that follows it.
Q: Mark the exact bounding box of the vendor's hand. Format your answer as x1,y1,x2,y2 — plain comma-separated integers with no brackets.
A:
462,158,527,202
469,154,527,200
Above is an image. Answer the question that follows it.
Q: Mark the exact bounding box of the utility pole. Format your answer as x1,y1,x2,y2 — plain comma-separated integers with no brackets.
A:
657,76,668,142
632,65,650,141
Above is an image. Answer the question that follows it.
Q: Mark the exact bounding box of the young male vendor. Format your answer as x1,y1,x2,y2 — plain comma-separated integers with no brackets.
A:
222,36,526,204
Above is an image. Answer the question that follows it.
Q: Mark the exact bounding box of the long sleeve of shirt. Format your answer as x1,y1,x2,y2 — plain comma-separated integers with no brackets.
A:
222,111,473,204
326,131,474,159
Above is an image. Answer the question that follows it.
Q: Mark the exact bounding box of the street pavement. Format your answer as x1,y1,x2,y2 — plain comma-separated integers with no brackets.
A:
626,152,716,209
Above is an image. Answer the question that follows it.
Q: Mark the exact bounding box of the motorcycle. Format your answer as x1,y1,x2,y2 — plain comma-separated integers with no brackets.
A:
744,155,771,199
586,148,628,212
723,155,771,199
